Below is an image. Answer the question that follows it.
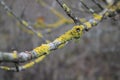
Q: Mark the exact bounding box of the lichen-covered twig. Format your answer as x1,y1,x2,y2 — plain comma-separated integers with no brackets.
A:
0,0,49,43
0,8,111,72
56,0,82,25
35,0,82,28
79,0,95,14
0,0,120,72
35,0,88,33
35,0,72,28
91,0,104,10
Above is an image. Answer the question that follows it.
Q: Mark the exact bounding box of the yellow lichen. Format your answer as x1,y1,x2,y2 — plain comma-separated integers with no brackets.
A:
55,25,84,43
12,51,18,59
63,3,70,12
22,62,35,69
93,13,102,21
33,44,50,56
0,66,10,70
22,20,29,26
84,22,92,29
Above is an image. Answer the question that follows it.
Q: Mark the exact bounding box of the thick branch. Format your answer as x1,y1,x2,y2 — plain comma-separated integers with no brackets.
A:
0,9,106,64
0,0,119,72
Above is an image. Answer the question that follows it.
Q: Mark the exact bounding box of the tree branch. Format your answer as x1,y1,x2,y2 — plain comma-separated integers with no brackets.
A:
0,0,119,71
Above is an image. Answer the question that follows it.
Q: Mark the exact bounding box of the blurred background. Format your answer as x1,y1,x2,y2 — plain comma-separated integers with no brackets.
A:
0,0,120,80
